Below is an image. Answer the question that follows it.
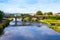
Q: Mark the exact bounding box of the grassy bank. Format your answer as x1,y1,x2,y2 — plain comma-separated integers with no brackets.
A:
0,18,13,34
39,19,60,33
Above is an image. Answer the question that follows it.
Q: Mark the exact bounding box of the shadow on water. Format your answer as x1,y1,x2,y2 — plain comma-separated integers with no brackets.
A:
0,32,4,36
0,18,60,40
10,19,41,27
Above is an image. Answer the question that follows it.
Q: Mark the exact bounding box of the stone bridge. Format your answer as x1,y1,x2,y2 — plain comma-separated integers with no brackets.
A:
4,15,45,26
4,15,45,19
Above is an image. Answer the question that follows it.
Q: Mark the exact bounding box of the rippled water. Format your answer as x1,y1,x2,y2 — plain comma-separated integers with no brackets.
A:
0,19,60,40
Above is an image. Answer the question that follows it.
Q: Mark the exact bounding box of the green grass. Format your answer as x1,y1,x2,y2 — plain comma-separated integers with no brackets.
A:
39,19,60,33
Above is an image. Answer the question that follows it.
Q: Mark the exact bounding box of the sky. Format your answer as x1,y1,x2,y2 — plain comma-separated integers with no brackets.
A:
0,0,60,13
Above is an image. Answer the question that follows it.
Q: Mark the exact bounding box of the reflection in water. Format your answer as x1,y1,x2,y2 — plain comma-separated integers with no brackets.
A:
0,19,60,40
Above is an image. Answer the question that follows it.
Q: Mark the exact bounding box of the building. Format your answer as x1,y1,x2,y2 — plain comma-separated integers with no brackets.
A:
55,13,60,16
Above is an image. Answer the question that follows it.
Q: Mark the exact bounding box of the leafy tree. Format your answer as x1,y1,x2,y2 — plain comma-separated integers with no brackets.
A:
0,10,4,22
44,12,53,15
36,10,43,15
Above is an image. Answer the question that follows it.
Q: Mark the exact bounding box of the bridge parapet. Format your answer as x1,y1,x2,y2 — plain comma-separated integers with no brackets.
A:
4,15,45,19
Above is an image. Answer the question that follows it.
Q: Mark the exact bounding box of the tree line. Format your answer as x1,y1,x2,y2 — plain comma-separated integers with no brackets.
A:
36,10,53,15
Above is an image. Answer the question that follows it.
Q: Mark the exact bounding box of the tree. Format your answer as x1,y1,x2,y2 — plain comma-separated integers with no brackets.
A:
36,10,43,15
44,12,53,15
0,10,4,22
21,14,31,17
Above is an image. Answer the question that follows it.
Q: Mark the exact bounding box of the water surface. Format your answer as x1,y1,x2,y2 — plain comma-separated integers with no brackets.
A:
0,19,60,40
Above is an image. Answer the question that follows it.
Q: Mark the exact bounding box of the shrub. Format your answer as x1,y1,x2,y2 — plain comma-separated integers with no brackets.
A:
0,19,12,34
56,16,60,20
50,23,56,26
22,17,31,22
44,12,53,15
31,18,37,22
45,16,56,19
0,25,3,34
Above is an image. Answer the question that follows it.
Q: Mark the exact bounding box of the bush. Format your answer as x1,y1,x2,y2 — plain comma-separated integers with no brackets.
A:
0,25,3,34
45,16,60,20
44,12,53,15
50,23,56,26
0,19,12,34
56,16,60,20
31,18,37,22
45,16,56,19
22,17,31,22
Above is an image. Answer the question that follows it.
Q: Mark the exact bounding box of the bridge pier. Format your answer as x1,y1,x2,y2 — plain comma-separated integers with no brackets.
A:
14,15,17,26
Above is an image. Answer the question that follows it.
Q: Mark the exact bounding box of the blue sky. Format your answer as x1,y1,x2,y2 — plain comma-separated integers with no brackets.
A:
0,0,60,13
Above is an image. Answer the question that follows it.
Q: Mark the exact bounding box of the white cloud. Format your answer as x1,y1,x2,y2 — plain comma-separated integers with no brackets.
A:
0,0,60,13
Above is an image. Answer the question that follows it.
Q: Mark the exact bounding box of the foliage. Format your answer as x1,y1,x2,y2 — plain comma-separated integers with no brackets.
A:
0,10,4,22
36,10,43,15
39,19,60,33
0,19,13,34
56,16,60,20
45,16,60,20
44,12,53,15
31,18,37,22
21,14,31,17
45,16,56,19
22,17,31,22
0,25,3,34
4,14,14,17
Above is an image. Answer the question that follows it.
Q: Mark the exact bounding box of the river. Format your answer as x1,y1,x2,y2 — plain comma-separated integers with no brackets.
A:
0,18,60,40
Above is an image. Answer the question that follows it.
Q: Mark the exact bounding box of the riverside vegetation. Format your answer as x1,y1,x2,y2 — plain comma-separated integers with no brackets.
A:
0,10,13,34
0,19,13,34
39,16,60,33
0,10,60,33
22,11,60,33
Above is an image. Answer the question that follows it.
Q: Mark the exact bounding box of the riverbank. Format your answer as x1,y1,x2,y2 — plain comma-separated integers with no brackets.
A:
39,19,60,33
1,18,60,40
0,18,13,34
